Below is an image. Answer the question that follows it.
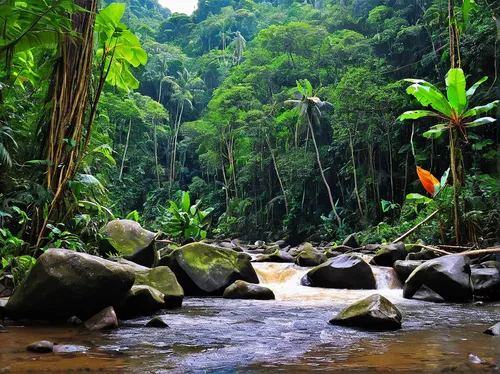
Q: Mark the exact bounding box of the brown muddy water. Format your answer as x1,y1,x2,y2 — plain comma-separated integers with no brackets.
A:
1,262,499,373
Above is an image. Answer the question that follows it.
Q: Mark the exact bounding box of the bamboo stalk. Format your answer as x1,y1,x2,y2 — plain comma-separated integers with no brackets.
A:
393,210,440,243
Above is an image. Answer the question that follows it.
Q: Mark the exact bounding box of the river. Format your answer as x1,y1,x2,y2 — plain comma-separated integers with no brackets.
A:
1,262,499,372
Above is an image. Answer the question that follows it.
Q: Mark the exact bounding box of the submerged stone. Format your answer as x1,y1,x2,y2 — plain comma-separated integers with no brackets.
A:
145,315,169,328
329,294,402,330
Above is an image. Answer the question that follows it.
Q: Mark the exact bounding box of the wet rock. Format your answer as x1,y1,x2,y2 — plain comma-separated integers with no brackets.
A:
254,240,265,248
483,322,500,336
342,234,359,249
332,245,355,253
99,219,158,267
145,315,169,328
27,340,54,353
403,255,473,302
116,285,165,319
324,249,342,259
223,280,275,300
471,267,500,301
67,316,83,325
84,306,118,331
393,260,425,283
53,345,88,353
301,254,376,289
370,242,407,267
0,297,7,320
295,248,327,267
410,284,445,303
5,248,135,321
406,249,438,261
253,249,295,263
119,259,184,308
160,242,259,296
329,294,402,330
364,244,381,253
0,324,6,333
275,240,287,249
0,274,13,298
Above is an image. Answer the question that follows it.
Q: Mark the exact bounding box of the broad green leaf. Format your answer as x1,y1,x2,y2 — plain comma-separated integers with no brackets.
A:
466,117,496,128
463,100,499,118
466,76,488,100
398,110,440,121
404,80,453,117
423,124,448,139
445,68,467,113
181,191,190,212
406,193,432,204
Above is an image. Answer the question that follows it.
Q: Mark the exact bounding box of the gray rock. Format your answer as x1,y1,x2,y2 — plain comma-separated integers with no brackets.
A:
84,306,118,331
223,280,275,300
99,219,158,267
253,249,295,263
116,285,165,319
5,249,135,321
295,249,327,267
0,324,6,333
157,242,259,296
254,240,265,247
403,255,473,302
145,315,169,328
119,260,183,308
342,234,359,249
329,294,402,330
262,245,280,254
364,244,381,253
406,249,438,261
27,340,54,353
393,260,425,283
484,322,500,336
275,240,287,248
301,254,376,289
471,267,500,301
370,242,407,267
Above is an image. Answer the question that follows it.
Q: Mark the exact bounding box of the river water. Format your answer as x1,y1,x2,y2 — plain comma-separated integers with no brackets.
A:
1,262,499,373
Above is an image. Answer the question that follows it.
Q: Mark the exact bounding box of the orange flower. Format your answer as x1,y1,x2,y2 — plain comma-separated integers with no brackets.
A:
416,166,439,195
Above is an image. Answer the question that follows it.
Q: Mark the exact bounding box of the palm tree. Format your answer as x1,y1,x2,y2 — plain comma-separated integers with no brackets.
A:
285,79,342,227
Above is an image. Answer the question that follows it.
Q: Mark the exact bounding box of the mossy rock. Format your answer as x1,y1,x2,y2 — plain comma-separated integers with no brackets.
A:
99,220,158,267
223,280,275,300
5,249,135,321
252,249,295,263
370,242,407,267
161,242,259,296
295,249,327,267
116,285,165,319
329,294,402,330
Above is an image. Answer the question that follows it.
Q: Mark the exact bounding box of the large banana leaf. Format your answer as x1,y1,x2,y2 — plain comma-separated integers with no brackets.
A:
398,110,440,120
404,79,453,117
463,100,499,118
445,68,467,114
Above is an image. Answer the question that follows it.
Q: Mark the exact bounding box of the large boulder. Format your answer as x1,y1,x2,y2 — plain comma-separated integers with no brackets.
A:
370,242,407,267
471,267,500,301
160,242,259,296
252,249,295,263
5,249,135,321
118,259,183,308
301,254,376,289
223,280,275,300
295,249,327,267
403,255,473,302
393,260,425,283
116,285,165,319
329,294,402,330
99,220,158,267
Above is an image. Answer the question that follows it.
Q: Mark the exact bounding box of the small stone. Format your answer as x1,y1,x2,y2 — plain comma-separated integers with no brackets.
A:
145,316,169,328
67,316,83,325
0,324,6,333
84,306,118,331
342,234,359,249
27,340,54,353
483,322,500,336
254,240,265,247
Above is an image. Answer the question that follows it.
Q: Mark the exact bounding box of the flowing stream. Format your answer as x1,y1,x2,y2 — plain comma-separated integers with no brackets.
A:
1,261,499,373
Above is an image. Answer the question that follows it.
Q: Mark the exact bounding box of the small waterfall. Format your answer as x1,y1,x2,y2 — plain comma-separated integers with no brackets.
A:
251,261,402,302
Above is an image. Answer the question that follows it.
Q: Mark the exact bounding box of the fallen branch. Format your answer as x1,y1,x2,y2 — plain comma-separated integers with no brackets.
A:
409,244,500,258
410,243,453,256
393,210,439,244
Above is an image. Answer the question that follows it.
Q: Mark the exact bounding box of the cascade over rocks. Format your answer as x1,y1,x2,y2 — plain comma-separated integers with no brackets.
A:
403,255,473,302
252,249,295,263
5,249,135,321
301,254,376,289
329,294,402,330
160,242,259,296
99,219,158,267
393,260,425,283
223,280,275,300
118,259,184,308
370,242,407,267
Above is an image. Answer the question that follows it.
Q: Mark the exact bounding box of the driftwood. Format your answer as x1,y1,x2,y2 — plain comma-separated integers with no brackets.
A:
410,244,500,257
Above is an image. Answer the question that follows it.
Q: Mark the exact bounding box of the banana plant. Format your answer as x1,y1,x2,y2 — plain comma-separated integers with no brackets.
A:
399,68,498,244
163,191,214,242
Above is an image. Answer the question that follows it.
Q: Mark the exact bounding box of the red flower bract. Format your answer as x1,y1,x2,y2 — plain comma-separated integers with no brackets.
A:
416,166,439,195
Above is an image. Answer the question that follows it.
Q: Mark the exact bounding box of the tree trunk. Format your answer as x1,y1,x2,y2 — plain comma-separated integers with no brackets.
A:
265,134,289,215
36,0,98,245
308,117,342,227
350,132,364,220
119,117,132,181
449,128,460,245
154,119,160,188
